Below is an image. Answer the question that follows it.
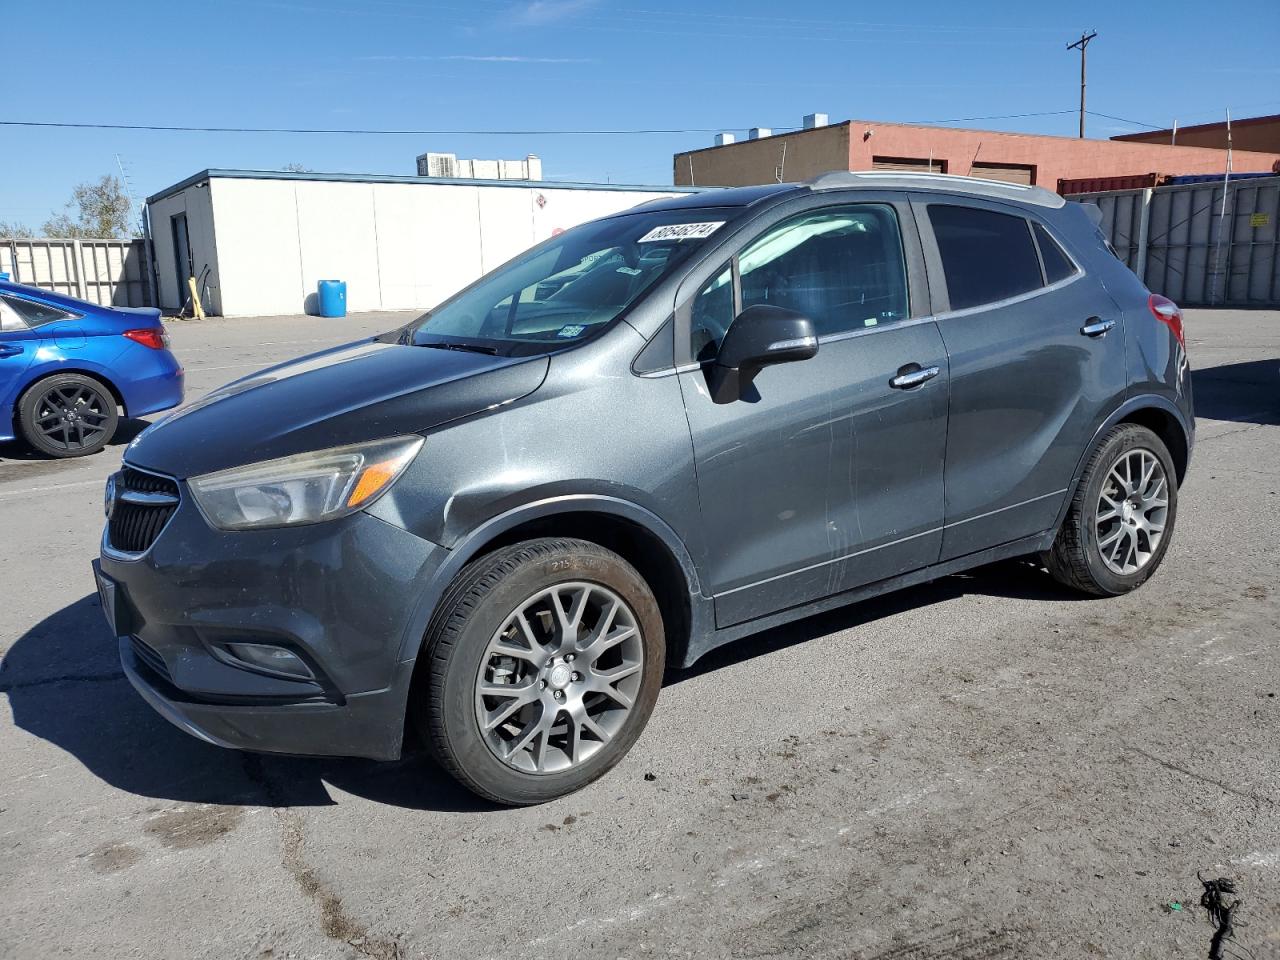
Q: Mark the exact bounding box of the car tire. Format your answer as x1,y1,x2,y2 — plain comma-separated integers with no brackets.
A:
17,373,120,458
418,537,666,805
1046,423,1178,596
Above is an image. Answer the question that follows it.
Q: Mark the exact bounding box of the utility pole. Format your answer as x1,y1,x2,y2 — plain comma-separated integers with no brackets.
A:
1066,31,1097,138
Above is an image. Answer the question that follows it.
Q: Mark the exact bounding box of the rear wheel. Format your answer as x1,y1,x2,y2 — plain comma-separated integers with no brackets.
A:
17,373,119,458
1046,424,1177,596
418,538,665,805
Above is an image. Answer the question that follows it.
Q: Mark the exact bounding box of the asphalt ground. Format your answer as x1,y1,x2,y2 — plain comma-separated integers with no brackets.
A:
1,308,1278,960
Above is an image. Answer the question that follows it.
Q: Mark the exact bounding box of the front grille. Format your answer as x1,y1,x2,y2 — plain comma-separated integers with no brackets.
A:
108,466,181,554
130,637,172,683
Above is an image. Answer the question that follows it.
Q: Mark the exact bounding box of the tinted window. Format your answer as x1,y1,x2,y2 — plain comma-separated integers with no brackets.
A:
1,294,75,327
928,205,1043,310
1033,222,1077,284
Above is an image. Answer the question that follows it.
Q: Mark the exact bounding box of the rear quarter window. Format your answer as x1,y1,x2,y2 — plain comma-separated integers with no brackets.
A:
1033,222,1078,284
0,294,76,328
927,205,1044,310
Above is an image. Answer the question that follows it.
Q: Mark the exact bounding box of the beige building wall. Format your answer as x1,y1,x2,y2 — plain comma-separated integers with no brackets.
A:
675,124,851,187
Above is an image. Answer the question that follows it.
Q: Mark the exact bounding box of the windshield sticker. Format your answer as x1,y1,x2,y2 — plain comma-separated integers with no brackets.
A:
557,324,586,338
637,221,725,243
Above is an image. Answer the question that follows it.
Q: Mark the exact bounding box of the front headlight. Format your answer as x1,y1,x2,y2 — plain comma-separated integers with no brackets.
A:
188,436,423,531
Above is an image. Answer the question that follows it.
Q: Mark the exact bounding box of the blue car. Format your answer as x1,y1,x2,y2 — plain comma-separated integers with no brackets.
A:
0,280,183,457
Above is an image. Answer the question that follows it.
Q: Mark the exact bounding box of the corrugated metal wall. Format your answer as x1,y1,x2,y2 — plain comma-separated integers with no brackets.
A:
1071,176,1280,307
0,238,154,306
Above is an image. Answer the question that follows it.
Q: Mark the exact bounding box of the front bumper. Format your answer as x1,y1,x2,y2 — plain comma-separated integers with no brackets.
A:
96,498,448,761
118,635,411,759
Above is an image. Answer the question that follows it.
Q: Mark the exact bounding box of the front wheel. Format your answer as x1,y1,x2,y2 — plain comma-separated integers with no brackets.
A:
417,538,666,805
1046,424,1178,596
17,373,119,458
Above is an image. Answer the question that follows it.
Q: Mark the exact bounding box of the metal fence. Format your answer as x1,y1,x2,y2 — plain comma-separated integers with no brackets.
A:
1071,175,1280,307
0,237,155,307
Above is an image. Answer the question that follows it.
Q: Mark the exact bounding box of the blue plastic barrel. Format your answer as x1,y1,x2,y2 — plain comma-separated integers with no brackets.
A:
317,280,347,318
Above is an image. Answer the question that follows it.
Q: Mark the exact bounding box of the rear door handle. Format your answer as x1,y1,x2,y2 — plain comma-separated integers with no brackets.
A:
889,364,941,389
0,344,23,358
1080,318,1116,338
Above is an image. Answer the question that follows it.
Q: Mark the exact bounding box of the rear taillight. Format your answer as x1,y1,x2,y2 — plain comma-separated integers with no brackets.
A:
123,328,168,350
1148,294,1184,348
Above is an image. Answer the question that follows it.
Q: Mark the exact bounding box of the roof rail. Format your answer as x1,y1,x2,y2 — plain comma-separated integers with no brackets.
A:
805,170,1065,208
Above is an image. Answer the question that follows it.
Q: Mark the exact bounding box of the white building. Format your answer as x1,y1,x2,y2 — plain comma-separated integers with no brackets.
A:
145,169,695,317
416,152,543,181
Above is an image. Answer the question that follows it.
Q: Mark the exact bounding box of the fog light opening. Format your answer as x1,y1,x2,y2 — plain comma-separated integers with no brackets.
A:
222,642,315,680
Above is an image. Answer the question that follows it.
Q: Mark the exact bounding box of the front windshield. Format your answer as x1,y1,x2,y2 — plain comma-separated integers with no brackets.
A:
407,207,734,355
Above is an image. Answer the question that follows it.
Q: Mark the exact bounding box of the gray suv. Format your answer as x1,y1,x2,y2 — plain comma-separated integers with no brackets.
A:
94,173,1193,805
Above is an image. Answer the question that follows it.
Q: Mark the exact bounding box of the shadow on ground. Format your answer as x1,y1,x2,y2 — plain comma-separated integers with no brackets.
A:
0,418,149,463
1191,359,1280,425
2,559,1084,811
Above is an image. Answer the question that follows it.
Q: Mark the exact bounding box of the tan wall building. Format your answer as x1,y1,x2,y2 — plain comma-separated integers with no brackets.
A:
674,118,1280,191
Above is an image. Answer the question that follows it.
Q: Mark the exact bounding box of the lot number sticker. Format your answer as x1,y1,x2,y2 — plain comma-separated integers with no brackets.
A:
638,221,725,243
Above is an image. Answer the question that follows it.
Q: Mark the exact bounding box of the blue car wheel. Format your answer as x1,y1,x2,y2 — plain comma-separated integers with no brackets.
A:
17,372,119,458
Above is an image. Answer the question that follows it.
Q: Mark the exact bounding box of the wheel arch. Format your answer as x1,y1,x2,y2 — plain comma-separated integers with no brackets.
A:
397,495,711,672
17,364,128,416
1050,395,1191,536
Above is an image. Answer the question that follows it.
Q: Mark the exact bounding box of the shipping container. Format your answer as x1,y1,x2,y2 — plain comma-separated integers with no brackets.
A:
1057,173,1165,196
1069,175,1280,306
1163,171,1275,186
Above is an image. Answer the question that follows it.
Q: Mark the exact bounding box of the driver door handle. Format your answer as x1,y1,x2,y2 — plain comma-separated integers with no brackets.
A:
1080,318,1115,338
890,364,940,389
0,344,23,358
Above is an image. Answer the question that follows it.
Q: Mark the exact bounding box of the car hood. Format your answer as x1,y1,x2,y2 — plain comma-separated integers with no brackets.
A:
124,338,549,478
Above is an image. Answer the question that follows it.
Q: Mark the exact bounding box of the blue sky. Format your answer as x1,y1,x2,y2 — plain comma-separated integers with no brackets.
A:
3,0,1278,229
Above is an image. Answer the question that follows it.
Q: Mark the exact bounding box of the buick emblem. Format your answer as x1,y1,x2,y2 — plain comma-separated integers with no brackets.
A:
104,474,117,520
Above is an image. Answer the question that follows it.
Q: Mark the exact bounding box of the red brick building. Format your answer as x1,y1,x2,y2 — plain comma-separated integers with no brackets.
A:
673,116,1280,190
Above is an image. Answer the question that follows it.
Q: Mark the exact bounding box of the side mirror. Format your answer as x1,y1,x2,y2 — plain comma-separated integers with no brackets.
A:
707,304,818,403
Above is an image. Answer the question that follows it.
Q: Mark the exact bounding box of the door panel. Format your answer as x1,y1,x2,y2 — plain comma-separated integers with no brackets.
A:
0,331,40,413
680,320,948,626
920,202,1127,559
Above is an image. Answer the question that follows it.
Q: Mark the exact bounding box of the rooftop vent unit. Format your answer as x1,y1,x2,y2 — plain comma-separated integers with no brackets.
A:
714,132,736,146
748,127,772,140
803,113,829,130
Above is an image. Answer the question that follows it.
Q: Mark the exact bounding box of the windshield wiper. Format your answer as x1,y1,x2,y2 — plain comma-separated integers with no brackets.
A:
417,340,500,356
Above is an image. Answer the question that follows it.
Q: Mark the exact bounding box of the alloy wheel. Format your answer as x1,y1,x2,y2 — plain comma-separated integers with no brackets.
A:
1095,447,1168,576
33,383,113,452
474,582,644,775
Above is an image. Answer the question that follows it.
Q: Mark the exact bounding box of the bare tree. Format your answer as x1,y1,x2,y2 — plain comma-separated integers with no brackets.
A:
42,175,137,239
0,221,35,238
281,162,312,173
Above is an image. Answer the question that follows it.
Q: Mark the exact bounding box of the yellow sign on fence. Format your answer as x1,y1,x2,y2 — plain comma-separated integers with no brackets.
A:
1251,212,1271,228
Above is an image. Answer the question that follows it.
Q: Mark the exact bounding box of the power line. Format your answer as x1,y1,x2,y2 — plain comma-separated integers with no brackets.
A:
1085,110,1164,130
0,111,1081,137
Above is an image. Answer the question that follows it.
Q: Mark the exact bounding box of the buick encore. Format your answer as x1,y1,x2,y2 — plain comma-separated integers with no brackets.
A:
94,172,1193,805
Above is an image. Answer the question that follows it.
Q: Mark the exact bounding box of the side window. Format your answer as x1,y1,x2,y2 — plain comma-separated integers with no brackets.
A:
0,294,75,328
690,264,733,361
0,298,28,332
690,205,911,359
927,205,1043,310
739,205,909,339
1033,222,1078,284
